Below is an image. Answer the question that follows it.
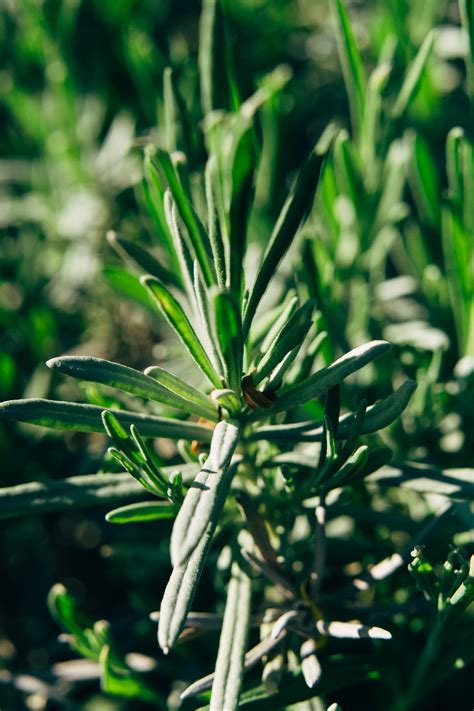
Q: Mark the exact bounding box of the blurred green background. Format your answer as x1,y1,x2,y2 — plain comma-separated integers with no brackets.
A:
1,0,473,708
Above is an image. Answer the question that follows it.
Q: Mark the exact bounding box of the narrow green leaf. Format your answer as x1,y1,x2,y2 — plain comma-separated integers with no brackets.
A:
324,444,369,490
243,144,325,336
253,303,314,386
234,659,377,708
193,262,226,379
141,276,222,388
459,0,474,105
48,584,94,639
205,156,227,289
106,231,180,288
163,66,190,155
199,0,240,116
0,398,213,441
102,413,169,497
151,148,215,286
259,294,298,353
144,365,217,419
332,129,362,216
250,380,415,441
331,0,367,137
446,127,465,209
229,124,257,296
47,356,218,421
210,562,252,711
105,501,179,524
163,190,196,302
143,149,178,269
99,645,158,703
103,266,155,312
256,340,391,415
359,62,391,179
407,132,441,228
170,419,240,566
211,388,241,414
391,31,436,119
214,291,243,393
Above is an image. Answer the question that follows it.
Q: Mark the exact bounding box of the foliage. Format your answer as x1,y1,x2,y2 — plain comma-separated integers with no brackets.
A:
0,0,473,709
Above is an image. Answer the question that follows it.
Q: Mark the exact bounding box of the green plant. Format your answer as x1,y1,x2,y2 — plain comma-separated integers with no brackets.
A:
1,0,473,709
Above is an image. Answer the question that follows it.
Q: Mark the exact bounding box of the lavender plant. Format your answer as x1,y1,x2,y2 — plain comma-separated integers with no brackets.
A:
1,0,473,709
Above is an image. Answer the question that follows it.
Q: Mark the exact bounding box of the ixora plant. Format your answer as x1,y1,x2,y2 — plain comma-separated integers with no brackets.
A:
1,0,473,709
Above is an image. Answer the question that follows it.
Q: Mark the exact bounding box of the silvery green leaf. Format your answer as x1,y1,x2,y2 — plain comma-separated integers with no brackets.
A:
253,303,314,386
243,143,325,336
170,420,240,566
47,356,218,421
144,365,217,420
249,380,415,441
252,341,391,416
315,620,391,640
210,562,252,710
205,156,226,289
0,398,213,441
158,516,214,652
214,291,243,393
